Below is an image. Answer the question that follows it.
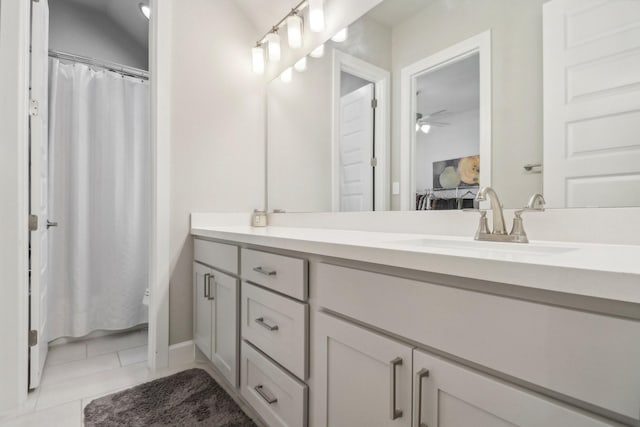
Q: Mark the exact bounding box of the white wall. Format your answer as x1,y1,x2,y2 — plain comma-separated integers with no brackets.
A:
391,0,547,209
0,0,30,413
49,0,148,70
168,0,265,344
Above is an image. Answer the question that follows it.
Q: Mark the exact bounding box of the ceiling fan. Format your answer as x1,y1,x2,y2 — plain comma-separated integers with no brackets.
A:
416,109,451,134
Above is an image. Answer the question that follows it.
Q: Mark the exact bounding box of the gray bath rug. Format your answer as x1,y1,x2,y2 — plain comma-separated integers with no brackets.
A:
84,368,256,426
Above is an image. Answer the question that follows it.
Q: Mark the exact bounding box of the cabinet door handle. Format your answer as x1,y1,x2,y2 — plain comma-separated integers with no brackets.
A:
254,384,278,404
416,368,430,427
255,317,279,331
207,274,215,300
253,266,277,276
203,273,210,298
389,357,403,420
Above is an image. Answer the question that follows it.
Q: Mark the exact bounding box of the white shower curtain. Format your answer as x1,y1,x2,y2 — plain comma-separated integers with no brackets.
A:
48,58,150,340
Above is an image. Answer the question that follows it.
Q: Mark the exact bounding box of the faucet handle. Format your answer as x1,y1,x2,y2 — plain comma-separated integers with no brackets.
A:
509,210,529,243
466,209,490,239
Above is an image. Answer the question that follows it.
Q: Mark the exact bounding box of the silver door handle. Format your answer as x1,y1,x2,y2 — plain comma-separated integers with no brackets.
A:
203,273,210,298
416,368,430,427
207,274,215,300
255,317,279,331
253,266,277,276
254,384,277,404
390,357,403,420
46,220,58,228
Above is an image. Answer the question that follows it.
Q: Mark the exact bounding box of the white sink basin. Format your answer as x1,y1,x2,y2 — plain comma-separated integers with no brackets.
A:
389,238,577,256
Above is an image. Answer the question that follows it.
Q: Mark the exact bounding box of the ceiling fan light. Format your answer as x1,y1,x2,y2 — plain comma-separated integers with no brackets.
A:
420,124,432,134
139,3,150,20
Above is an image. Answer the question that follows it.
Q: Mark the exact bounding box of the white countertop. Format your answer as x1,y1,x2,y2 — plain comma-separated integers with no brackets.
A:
191,224,640,304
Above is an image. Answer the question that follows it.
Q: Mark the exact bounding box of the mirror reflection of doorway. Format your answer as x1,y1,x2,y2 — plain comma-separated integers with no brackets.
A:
339,72,375,211
415,53,480,210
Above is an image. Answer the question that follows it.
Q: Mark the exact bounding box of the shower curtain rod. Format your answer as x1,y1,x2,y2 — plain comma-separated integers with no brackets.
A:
48,50,149,80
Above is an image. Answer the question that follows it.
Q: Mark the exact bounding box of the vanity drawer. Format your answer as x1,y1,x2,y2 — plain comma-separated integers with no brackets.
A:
241,281,308,380
194,238,238,274
314,263,640,420
241,248,307,301
241,340,308,427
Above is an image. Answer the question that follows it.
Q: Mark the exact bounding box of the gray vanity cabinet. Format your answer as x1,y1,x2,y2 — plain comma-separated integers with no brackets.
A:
193,239,240,388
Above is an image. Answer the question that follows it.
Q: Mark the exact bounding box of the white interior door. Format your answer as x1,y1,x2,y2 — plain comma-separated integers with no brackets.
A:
339,83,374,211
543,0,640,208
29,0,50,390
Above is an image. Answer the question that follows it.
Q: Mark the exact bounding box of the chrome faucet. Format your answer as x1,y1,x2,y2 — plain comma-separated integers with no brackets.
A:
472,188,545,243
475,186,507,235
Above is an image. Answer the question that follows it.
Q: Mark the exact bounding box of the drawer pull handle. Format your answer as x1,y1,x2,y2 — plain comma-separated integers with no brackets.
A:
253,266,277,276
254,385,278,404
255,317,279,331
203,273,210,298
416,368,430,427
207,274,215,301
389,357,403,420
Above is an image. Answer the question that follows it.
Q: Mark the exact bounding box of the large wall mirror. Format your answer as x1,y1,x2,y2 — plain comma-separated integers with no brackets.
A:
266,0,640,212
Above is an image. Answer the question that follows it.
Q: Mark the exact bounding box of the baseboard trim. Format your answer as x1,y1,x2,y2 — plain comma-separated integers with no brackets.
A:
168,340,195,367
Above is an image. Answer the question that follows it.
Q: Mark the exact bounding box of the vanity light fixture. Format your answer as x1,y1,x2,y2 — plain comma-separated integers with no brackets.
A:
420,124,432,134
294,56,307,72
252,44,265,75
309,0,325,32
139,3,150,20
280,67,293,83
266,31,281,62
310,44,325,58
286,13,304,49
331,27,349,43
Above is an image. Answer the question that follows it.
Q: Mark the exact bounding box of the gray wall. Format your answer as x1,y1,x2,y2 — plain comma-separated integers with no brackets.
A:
49,0,148,70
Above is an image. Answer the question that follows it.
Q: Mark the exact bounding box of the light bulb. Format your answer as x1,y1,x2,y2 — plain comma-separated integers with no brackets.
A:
420,124,432,134
139,3,150,20
252,46,265,75
280,67,293,83
309,0,325,32
310,44,325,58
266,32,281,62
286,14,303,49
294,56,307,72
415,122,420,132
331,27,348,43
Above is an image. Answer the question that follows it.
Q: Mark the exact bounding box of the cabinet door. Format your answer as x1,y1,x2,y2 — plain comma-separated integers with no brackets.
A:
211,270,239,387
311,311,413,427
193,262,213,359
413,349,620,427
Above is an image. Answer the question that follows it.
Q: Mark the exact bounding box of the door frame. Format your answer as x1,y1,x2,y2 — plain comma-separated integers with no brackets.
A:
1,0,170,410
331,49,390,211
399,30,492,210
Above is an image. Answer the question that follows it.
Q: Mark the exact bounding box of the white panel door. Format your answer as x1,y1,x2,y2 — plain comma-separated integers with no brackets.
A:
28,0,50,390
193,262,212,359
211,270,238,387
339,84,374,211
413,349,620,427
543,0,640,208
311,311,413,427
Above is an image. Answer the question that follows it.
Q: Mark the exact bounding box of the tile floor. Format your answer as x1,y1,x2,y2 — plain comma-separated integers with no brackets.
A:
0,330,260,426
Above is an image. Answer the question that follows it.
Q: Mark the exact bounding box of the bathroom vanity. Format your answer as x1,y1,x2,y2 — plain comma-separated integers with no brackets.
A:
191,216,640,427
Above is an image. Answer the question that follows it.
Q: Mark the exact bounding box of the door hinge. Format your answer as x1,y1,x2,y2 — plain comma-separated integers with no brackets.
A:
371,98,378,109
29,330,38,347
29,99,39,117
29,214,38,231
370,158,378,167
